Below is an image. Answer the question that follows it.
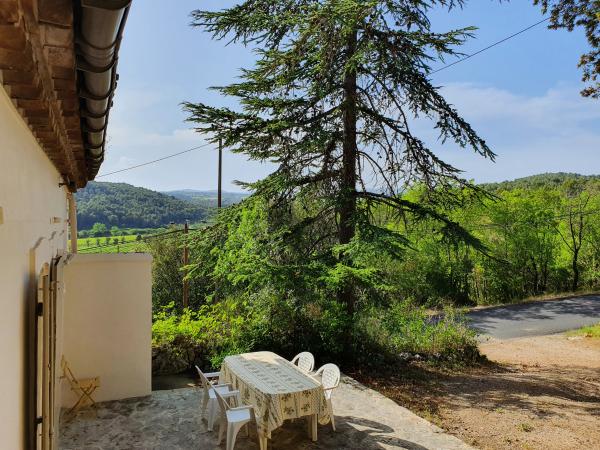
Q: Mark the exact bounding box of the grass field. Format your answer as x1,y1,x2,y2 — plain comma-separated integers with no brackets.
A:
76,234,149,253
74,223,206,254
567,322,600,338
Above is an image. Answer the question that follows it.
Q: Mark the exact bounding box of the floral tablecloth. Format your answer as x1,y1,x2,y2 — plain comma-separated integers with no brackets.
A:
220,351,330,438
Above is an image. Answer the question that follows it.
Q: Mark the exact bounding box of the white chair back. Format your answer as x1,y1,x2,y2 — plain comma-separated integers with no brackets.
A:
195,365,211,390
291,352,315,373
316,363,340,399
213,386,232,412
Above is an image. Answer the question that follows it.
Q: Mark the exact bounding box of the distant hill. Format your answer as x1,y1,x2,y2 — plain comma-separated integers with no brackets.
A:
163,189,249,206
482,173,600,191
77,174,600,230
76,181,212,229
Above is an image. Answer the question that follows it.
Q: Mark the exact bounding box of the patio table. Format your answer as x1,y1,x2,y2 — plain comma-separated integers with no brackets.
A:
219,351,330,450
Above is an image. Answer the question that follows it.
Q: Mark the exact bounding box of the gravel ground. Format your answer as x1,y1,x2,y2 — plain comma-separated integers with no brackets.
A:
353,334,600,450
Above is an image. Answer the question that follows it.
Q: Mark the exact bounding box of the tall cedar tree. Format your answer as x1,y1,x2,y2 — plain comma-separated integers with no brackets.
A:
183,1,494,320
534,0,600,98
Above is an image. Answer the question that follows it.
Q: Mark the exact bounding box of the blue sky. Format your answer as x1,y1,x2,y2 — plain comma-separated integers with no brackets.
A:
100,1,597,192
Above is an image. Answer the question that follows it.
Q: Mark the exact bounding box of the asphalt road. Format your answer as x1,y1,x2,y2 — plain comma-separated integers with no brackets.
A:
467,295,600,339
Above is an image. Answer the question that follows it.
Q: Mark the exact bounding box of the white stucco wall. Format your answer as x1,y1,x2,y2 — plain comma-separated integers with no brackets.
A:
60,253,153,406
0,86,68,448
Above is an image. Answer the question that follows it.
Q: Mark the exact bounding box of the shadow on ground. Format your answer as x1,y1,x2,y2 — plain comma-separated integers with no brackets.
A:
353,343,600,450
60,377,473,450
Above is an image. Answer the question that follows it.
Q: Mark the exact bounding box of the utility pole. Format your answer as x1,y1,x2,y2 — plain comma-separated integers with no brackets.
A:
218,137,223,209
182,221,189,309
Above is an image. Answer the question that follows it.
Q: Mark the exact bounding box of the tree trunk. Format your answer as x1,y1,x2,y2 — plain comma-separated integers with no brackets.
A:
530,256,539,294
338,29,358,331
572,248,580,291
339,29,358,248
541,261,548,292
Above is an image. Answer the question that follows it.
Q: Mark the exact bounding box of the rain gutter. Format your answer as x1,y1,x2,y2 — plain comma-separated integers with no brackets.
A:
74,0,131,180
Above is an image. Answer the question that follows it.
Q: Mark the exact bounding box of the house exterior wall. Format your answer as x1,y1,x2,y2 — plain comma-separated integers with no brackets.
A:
0,86,68,448
60,253,153,406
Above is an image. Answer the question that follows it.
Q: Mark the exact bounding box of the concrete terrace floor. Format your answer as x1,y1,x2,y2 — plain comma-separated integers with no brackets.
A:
60,377,473,450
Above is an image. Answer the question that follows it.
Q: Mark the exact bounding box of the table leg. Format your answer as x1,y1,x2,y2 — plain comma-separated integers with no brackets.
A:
258,435,268,450
311,414,318,442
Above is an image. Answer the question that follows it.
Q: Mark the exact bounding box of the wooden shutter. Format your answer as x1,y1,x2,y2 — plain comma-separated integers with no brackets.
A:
35,259,59,450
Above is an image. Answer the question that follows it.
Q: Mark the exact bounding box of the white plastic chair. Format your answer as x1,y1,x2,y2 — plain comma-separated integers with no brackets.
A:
214,387,259,450
195,365,240,431
195,366,220,416
315,363,341,431
291,352,315,373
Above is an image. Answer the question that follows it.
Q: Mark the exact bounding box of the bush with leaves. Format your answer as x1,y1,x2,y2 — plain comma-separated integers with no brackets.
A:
146,232,212,312
152,301,250,373
179,193,484,368
353,301,479,367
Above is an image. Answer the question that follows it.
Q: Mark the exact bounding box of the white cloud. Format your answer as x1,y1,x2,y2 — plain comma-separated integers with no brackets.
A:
113,156,137,170
107,124,201,149
440,83,600,130
427,83,600,182
101,124,273,192
112,87,167,113
100,83,600,190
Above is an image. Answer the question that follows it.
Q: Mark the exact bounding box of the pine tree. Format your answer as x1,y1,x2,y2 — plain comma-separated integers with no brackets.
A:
184,0,494,327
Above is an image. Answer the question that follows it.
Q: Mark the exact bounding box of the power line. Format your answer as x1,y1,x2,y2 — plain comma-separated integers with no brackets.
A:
430,17,550,75
96,142,213,178
94,19,550,179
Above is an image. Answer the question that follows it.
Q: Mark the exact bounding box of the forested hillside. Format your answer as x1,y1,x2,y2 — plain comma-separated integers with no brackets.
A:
80,174,600,312
176,172,600,316
483,173,600,191
76,181,211,229
391,172,600,305
163,189,248,206
147,171,600,373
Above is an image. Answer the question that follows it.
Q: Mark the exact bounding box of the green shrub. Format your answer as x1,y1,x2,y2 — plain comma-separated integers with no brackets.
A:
185,288,350,365
355,300,480,366
151,301,249,373
147,235,209,312
152,295,480,374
